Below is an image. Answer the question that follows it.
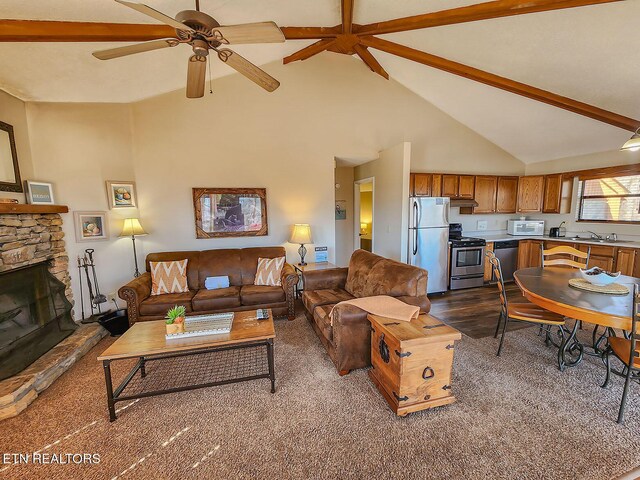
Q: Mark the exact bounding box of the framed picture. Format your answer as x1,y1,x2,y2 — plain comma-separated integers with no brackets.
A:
0,121,22,193
193,188,268,238
335,200,347,220
74,211,109,242
25,180,55,205
106,180,137,209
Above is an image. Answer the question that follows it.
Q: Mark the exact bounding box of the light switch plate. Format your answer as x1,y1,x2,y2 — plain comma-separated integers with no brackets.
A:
477,220,488,231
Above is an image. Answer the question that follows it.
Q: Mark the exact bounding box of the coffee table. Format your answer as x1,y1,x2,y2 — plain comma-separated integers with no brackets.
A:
97,309,275,421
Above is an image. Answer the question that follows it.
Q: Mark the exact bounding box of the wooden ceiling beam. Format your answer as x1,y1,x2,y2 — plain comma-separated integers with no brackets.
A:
360,36,640,132
281,26,341,40
283,38,337,64
353,44,389,79
0,20,175,42
355,0,623,36
342,0,355,33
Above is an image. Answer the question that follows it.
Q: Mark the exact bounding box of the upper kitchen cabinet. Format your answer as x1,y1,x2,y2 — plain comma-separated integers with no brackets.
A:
474,176,498,213
441,174,459,198
496,176,519,213
410,173,432,196
542,174,573,214
458,175,475,199
432,174,443,197
517,175,545,213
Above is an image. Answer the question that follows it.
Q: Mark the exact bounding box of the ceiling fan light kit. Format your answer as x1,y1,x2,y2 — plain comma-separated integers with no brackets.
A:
91,0,284,98
620,128,640,152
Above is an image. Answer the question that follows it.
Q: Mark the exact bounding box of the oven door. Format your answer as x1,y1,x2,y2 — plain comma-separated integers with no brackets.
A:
451,246,485,277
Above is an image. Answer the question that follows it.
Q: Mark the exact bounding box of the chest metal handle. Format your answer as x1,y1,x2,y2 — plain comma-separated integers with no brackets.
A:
378,334,390,363
422,367,435,380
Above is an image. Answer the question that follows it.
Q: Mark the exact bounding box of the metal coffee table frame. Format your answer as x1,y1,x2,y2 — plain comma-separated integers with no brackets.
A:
102,338,275,422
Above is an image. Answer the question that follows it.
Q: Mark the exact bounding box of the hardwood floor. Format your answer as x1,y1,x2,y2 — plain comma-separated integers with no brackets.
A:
429,283,533,339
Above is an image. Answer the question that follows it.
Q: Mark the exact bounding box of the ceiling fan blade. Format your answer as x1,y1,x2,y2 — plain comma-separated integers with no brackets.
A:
208,22,285,44
92,38,178,60
0,20,175,42
216,48,280,92
280,26,342,40
360,36,640,132
186,55,207,98
115,0,194,33
356,0,623,35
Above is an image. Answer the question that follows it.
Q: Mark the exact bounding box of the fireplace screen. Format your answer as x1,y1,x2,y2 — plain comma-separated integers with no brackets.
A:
0,262,75,381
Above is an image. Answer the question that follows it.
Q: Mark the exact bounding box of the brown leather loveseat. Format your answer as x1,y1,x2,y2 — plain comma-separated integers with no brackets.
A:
119,247,297,324
301,249,430,375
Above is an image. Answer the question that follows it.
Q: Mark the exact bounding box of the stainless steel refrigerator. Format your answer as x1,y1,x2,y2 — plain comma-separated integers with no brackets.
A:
407,197,450,294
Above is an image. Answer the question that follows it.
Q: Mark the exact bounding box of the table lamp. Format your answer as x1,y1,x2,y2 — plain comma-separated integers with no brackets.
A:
290,224,312,266
119,218,148,277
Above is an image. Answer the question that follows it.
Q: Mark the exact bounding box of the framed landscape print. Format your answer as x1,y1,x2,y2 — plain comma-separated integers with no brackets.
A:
25,180,55,205
74,211,109,242
335,200,347,220
193,188,268,238
106,180,137,209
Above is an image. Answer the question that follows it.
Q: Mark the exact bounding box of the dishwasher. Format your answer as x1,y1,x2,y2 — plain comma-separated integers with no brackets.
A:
492,240,519,283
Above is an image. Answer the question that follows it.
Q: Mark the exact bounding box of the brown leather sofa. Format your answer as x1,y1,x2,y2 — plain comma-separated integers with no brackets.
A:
301,249,430,375
119,247,297,324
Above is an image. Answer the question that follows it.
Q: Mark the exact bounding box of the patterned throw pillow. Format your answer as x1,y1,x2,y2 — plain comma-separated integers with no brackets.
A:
150,259,189,296
254,257,285,287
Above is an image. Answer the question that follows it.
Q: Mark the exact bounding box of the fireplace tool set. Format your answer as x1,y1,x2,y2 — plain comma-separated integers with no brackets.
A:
78,249,107,323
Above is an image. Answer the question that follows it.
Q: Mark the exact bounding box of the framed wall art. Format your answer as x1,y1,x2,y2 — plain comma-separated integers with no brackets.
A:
106,180,137,209
25,180,55,205
0,121,22,193
74,211,109,242
193,188,268,238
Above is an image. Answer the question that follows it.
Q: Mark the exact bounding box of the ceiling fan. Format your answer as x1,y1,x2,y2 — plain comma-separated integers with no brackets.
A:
92,0,285,98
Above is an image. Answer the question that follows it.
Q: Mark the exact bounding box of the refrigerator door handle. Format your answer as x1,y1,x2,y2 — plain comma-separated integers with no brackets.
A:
413,227,418,256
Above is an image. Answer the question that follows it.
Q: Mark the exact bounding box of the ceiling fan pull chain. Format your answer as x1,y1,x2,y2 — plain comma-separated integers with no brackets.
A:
208,54,213,94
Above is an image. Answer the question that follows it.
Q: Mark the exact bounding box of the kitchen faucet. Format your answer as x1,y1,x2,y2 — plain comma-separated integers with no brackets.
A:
586,231,603,240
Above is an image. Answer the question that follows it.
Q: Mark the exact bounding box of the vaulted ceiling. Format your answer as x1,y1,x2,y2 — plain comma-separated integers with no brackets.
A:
0,0,638,163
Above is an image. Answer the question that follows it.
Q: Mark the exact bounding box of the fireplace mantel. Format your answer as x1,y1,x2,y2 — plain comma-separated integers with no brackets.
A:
0,204,68,214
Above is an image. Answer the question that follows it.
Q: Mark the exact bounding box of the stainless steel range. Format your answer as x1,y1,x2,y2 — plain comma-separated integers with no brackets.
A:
449,224,486,290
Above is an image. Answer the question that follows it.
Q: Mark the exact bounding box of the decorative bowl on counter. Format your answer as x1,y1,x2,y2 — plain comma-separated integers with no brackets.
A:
579,267,621,286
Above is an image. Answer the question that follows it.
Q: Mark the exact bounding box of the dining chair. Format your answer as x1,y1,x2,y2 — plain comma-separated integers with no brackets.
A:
540,244,590,269
601,283,640,424
487,250,566,357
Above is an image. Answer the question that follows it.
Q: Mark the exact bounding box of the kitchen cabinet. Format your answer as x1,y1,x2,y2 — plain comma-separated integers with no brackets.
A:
474,176,498,214
577,244,615,271
458,175,475,199
542,174,573,214
441,175,459,198
432,174,442,197
411,173,431,196
496,176,519,213
615,248,637,276
517,239,543,269
517,176,545,213
484,241,494,282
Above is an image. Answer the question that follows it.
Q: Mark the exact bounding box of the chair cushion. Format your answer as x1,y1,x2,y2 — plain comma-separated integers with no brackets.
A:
192,286,241,311
139,290,196,316
302,288,354,313
254,256,285,286
150,259,189,296
240,285,286,306
609,337,640,367
312,305,334,342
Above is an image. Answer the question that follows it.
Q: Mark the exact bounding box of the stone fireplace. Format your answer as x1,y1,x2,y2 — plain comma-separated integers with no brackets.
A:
0,209,106,419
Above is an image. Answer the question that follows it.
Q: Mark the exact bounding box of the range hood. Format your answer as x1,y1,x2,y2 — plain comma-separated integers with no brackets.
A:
450,198,479,208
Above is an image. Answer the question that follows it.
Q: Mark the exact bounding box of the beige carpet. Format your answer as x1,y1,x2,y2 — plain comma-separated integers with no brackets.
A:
1,314,639,480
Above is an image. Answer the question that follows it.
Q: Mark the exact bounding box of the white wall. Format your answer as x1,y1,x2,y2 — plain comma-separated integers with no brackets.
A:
26,102,137,318
355,142,411,261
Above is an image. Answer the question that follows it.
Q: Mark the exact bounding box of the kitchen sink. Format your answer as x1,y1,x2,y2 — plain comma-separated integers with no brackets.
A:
567,236,632,244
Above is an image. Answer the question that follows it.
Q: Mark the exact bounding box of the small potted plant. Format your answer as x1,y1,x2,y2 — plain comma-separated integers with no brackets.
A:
165,305,186,335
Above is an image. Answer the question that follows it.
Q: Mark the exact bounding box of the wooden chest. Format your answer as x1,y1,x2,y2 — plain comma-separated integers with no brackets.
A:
368,313,462,416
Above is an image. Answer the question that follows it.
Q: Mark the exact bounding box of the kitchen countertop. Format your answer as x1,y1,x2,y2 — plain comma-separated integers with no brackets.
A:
472,233,640,249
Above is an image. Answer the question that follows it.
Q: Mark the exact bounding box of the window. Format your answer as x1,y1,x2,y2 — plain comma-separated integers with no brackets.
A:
577,174,640,223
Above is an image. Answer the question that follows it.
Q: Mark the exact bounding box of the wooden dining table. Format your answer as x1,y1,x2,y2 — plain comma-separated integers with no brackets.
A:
514,266,639,369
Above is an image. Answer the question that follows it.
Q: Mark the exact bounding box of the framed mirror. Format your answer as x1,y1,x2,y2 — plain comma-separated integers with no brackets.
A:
0,121,22,193
193,188,268,238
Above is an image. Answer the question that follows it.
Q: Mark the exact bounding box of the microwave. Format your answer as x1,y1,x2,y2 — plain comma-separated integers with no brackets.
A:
507,220,544,236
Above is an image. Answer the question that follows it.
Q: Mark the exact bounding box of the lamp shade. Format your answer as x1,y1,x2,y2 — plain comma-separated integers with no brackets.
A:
119,218,147,237
621,129,640,152
290,224,312,244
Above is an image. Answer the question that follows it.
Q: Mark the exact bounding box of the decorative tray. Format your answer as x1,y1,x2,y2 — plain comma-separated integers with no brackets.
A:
165,312,234,340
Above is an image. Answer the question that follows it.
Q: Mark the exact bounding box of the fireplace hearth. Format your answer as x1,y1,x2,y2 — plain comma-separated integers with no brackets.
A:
0,261,75,381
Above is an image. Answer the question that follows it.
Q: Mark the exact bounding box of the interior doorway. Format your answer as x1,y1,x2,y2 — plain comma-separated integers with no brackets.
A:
354,178,374,252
